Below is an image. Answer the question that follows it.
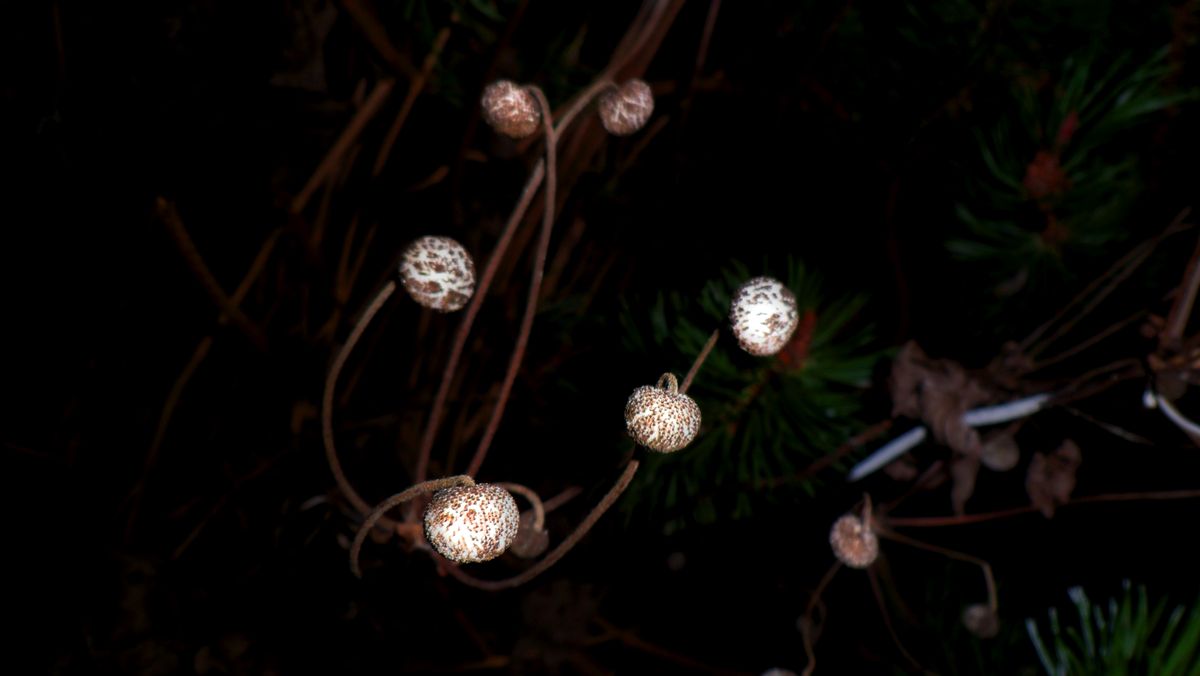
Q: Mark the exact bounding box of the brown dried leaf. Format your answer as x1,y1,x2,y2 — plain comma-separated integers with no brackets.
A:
889,341,991,456
883,454,919,482
1026,439,1082,518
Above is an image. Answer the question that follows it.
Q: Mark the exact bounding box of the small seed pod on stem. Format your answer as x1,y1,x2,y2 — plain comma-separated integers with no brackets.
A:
829,499,879,569
625,372,702,453
481,80,541,139
349,475,478,577
598,79,654,136
730,276,800,357
399,235,476,312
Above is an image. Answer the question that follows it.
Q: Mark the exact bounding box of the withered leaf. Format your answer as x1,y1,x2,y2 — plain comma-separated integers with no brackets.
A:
889,341,991,456
1026,439,1082,518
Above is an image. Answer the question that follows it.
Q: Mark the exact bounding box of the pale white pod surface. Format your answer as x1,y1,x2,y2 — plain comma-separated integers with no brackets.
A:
730,276,799,357
423,484,520,564
829,514,878,569
481,80,541,139
399,236,476,312
598,79,654,136
624,375,701,453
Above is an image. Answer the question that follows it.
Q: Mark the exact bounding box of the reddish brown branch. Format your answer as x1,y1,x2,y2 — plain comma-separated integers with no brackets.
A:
466,88,559,478
157,197,268,351
884,488,1200,528
323,281,400,528
372,24,453,176
291,78,395,214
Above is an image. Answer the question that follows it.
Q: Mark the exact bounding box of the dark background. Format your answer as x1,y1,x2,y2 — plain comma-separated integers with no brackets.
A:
8,1,1200,673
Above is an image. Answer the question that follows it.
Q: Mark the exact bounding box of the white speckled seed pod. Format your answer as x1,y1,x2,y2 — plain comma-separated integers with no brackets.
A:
829,514,878,569
423,484,520,564
624,373,701,453
481,80,541,139
399,236,476,312
730,276,800,357
598,79,654,136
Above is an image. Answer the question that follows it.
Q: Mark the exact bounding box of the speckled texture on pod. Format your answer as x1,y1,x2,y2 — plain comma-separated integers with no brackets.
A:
399,236,476,312
730,276,799,357
598,79,654,136
423,484,520,564
481,80,540,139
829,514,878,569
624,380,701,453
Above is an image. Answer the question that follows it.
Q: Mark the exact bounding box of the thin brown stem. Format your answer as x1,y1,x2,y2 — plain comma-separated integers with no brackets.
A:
542,485,582,512
1030,308,1148,371
1020,209,1191,357
876,527,997,612
885,488,1200,528
466,87,559,478
291,78,395,214
157,197,268,351
413,160,545,486
497,482,545,531
372,24,453,177
323,281,398,527
681,330,719,393
125,228,281,540
592,616,749,676
760,419,893,489
441,329,717,590
800,561,841,676
350,475,476,577
1162,229,1200,352
340,0,417,79
553,78,617,136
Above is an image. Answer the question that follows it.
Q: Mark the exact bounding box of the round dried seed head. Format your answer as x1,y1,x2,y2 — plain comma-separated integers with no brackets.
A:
399,236,476,312
981,432,1020,472
423,484,520,564
598,79,654,136
829,514,878,569
730,276,800,357
624,374,701,453
961,603,1000,638
509,510,549,559
481,80,541,139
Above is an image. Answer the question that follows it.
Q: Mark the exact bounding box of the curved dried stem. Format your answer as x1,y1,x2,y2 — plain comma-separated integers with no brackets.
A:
800,561,842,676
350,475,476,578
875,526,997,613
498,482,545,531
466,87,559,478
441,328,716,590
884,487,1200,528
866,566,926,673
323,281,399,528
